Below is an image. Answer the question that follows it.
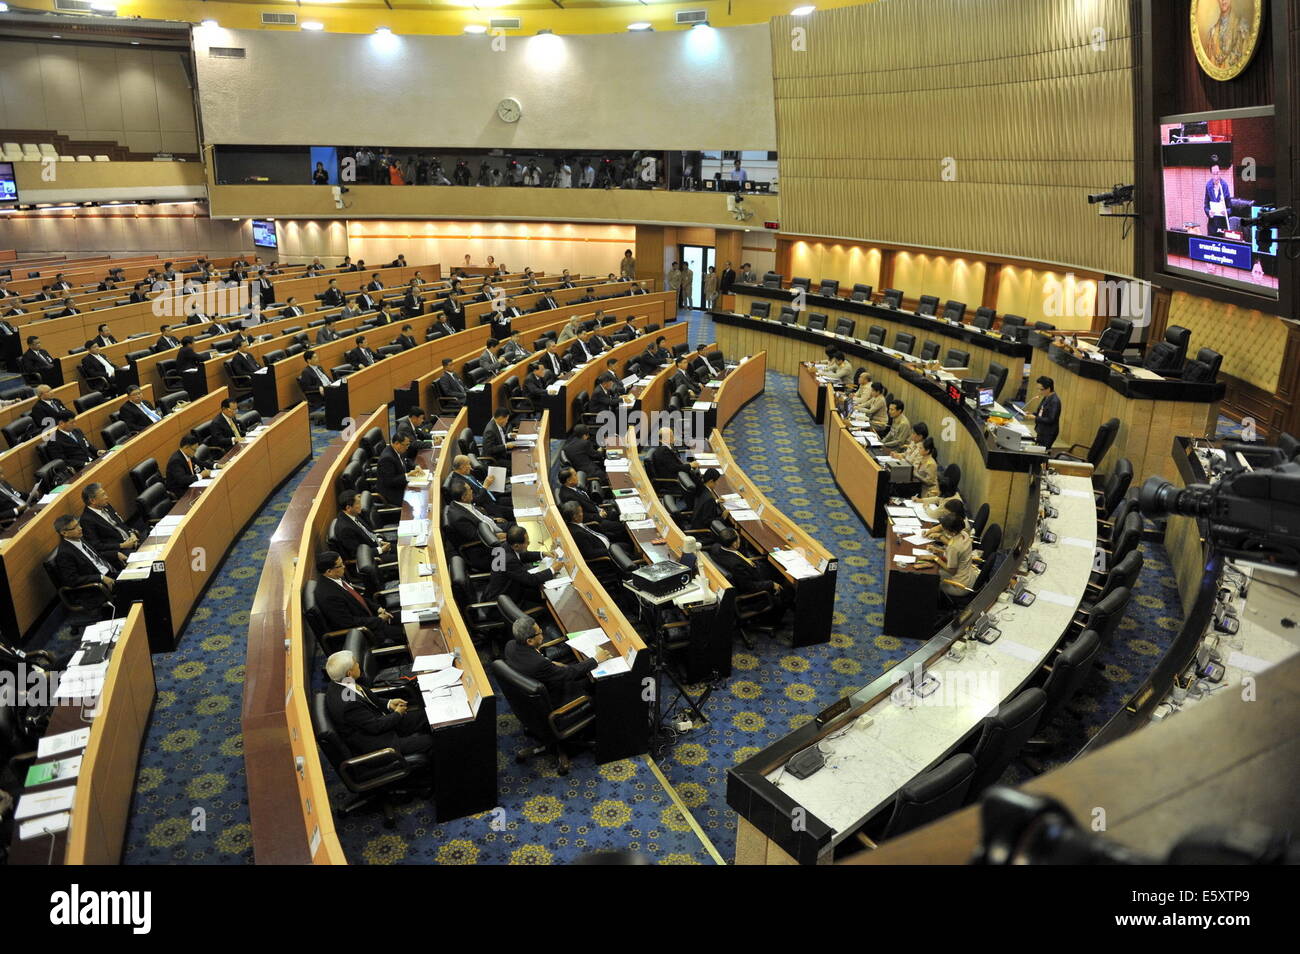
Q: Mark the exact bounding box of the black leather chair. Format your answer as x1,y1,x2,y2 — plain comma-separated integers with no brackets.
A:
778,305,797,324
834,317,856,337
882,289,904,309
491,658,596,775
981,362,1008,399
1097,457,1133,518
1073,586,1131,651
0,385,34,403
806,313,828,331
761,271,782,288
1181,347,1223,383
43,549,112,627
311,689,429,828
1096,317,1133,360
448,554,506,650
857,753,977,849
790,277,811,292
943,348,970,369
850,283,873,302
1079,550,1142,621
818,279,839,297
2,416,35,449
1020,630,1102,769
749,301,771,319
971,306,996,329
919,340,940,361
916,294,940,316
964,687,1047,802
942,300,966,322
893,332,916,355
867,325,886,346
1053,417,1119,468
1143,325,1191,375
999,314,1027,340
101,420,130,448
971,502,990,540
303,579,371,654
74,390,106,414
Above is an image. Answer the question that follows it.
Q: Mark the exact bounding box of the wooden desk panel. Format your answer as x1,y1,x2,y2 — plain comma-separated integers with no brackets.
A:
714,350,767,431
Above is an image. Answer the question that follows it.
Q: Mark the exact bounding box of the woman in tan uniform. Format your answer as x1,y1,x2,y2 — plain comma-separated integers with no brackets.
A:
926,511,978,598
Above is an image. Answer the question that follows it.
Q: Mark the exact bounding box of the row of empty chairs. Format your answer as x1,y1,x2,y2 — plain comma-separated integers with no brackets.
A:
1,142,111,163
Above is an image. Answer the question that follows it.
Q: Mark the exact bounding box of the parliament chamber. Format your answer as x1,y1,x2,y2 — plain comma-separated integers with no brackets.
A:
0,0,1297,909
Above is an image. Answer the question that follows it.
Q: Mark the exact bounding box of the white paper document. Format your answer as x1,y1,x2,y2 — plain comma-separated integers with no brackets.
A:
20,812,70,840
417,668,463,691
398,581,438,607
37,728,91,759
592,656,631,678
423,685,473,725
15,786,76,820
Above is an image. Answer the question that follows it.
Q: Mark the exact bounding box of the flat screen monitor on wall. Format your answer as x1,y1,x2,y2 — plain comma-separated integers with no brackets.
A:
1159,106,1279,299
0,162,18,203
251,219,278,249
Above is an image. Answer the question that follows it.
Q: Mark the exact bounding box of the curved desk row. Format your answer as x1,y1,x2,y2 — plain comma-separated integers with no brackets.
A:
728,460,1101,863
8,603,155,865
711,313,1043,540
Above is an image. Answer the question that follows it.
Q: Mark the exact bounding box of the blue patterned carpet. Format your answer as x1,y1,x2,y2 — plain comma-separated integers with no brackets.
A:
3,313,1192,862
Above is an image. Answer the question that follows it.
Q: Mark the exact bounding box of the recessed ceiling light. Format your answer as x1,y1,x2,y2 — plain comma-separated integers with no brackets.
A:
301,21,324,31
130,40,140,45
52,34,62,39
691,21,711,30
791,4,816,14
463,24,487,34
201,19,219,29
375,26,392,35
628,22,652,31
0,3,11,11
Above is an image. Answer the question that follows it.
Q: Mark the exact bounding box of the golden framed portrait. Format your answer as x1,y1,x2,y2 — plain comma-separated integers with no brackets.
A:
1190,0,1264,81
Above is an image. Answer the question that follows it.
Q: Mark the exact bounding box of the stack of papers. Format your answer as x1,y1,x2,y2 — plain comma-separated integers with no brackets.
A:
411,653,455,672
125,546,163,566
15,786,76,822
730,509,761,522
593,656,631,678
423,685,473,725
771,549,820,579
625,518,657,531
697,456,723,468
514,505,544,518
37,728,90,759
152,514,185,536
615,497,647,518
605,458,631,473
692,401,714,411
566,628,608,658
190,478,215,488
397,581,438,607
722,498,753,512
509,473,538,485
417,668,462,691
53,661,108,702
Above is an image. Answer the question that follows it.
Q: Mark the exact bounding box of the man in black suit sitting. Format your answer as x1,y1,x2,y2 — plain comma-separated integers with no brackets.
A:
709,527,787,613
589,375,622,424
280,297,304,319
437,358,468,407
165,432,211,497
560,425,606,480
556,465,624,538
30,384,69,431
92,324,117,349
55,297,80,318
562,500,615,566
445,478,508,571
315,316,340,344
540,341,569,381
314,552,404,645
375,433,425,506
228,341,260,378
393,324,418,351
450,455,509,518
52,514,116,613
649,426,695,485
481,524,553,610
50,411,105,470
334,490,394,560
152,325,181,353
668,356,700,403
321,278,345,309
480,407,516,466
394,407,432,458
690,467,724,532
79,482,139,569
119,385,164,434
523,362,549,410
19,335,55,383
324,648,432,758
299,350,333,406
366,273,385,293
503,617,599,707
207,398,244,452
345,335,377,368
638,335,671,370
692,344,725,381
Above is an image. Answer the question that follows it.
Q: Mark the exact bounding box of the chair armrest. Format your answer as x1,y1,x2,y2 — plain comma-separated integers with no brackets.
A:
551,694,593,717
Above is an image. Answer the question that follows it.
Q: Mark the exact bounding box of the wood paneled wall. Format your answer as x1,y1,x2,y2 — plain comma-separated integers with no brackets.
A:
770,0,1135,276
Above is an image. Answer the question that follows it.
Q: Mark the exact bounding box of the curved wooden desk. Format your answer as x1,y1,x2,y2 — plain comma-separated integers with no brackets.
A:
8,603,155,865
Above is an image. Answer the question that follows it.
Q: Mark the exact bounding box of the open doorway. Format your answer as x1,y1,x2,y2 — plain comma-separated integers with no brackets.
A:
678,244,715,309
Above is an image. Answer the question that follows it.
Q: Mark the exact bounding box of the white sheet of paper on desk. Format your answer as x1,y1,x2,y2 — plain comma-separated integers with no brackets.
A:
412,653,455,673
514,506,544,518
423,685,473,725
398,581,438,606
993,639,1042,664
417,562,435,577
615,497,647,515
509,473,537,485
892,521,923,533
592,656,631,678
625,518,656,531
730,509,761,522
542,576,571,595
718,491,741,501
904,534,932,546
15,786,76,820
154,515,184,528
397,519,429,536
126,547,163,565
546,384,563,395
19,812,70,840
566,629,607,657
116,565,152,582
1062,488,1092,500
417,667,463,691
886,506,914,517
892,555,917,565
36,728,91,760
692,401,714,411
1226,651,1272,674
605,460,631,474
80,620,122,643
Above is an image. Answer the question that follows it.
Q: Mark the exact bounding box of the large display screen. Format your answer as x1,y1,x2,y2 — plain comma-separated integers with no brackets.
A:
251,219,278,248
0,162,17,203
1160,106,1279,298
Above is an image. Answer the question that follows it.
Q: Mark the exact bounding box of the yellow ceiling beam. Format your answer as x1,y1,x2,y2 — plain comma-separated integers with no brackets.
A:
20,0,874,37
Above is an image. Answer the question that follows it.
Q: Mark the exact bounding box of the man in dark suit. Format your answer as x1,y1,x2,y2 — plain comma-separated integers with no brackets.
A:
255,270,275,309
692,344,725,381
50,411,105,470
589,375,622,420
92,324,118,349
1028,375,1061,451
574,288,599,304
280,297,304,319
376,433,423,505
228,342,260,377
306,258,325,274
445,478,507,570
30,385,70,431
324,647,431,757
612,318,638,343
668,356,700,402
709,527,781,599
80,482,139,567
80,342,123,394
321,279,346,309
1203,156,1232,237
557,466,624,538
395,407,432,458
563,501,615,566
532,292,559,312
503,616,599,705
690,467,723,532
566,334,597,367
345,335,378,368
166,432,211,497
393,324,418,351
437,358,468,408
719,261,737,295
333,491,394,560
19,335,55,382
299,351,333,405
638,335,671,370
560,426,606,480
478,339,503,378
442,291,466,330
481,525,554,609
315,317,340,344
402,283,424,318
480,408,515,465
366,273,385,293
55,298,79,318
649,425,695,484
152,326,181,353
314,552,404,645
128,284,149,304
450,455,509,518
540,341,568,381
425,316,455,340
119,385,164,433
52,514,116,612
370,308,394,328
176,336,204,372
354,291,378,313
523,362,549,410
207,398,243,452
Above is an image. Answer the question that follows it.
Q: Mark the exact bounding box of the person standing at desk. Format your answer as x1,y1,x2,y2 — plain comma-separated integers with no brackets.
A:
620,249,636,281
1203,155,1232,237
881,399,912,450
730,158,749,185
1028,375,1061,451
719,261,737,295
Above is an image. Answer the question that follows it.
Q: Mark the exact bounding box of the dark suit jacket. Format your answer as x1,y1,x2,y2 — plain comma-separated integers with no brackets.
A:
257,278,275,306
589,387,621,416
442,297,466,329
394,334,418,351
639,347,670,369
523,373,549,407
0,478,28,521
54,539,112,589
229,351,260,376
345,346,376,368
80,505,133,560
540,351,568,379
375,446,408,505
31,399,67,428
80,353,117,385
403,292,424,317
480,420,510,462
322,288,345,308
438,371,467,402
314,575,385,633
669,370,698,397
561,439,604,477
315,327,339,344
19,348,54,374
503,639,595,706
1035,392,1061,449
208,412,240,451
333,512,383,559
324,677,407,755
92,334,117,348
445,501,497,551
569,521,611,564
693,354,724,379
558,483,605,521
165,449,201,497
299,365,331,400
176,346,202,372
152,335,181,353
51,428,98,469
119,400,162,433
566,339,595,365
690,490,722,532
650,443,691,483
482,547,553,605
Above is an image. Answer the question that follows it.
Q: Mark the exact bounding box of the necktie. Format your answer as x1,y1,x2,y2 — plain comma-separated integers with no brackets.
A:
99,507,129,541
140,402,159,423
0,482,21,505
76,540,110,575
230,416,241,438
315,366,328,385
352,514,378,544
588,525,610,548
339,579,370,611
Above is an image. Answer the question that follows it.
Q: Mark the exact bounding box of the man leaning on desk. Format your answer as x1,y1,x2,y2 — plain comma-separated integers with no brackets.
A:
504,616,601,706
